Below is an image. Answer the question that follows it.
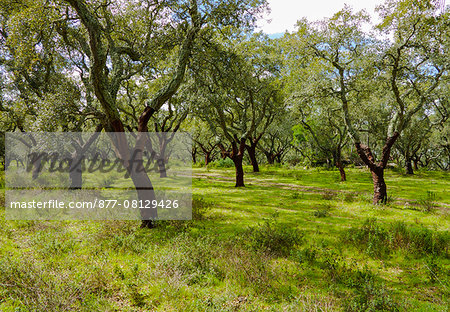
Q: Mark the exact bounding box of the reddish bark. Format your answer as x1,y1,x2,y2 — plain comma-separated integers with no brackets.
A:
371,167,387,204
197,142,217,166
336,161,346,182
354,132,399,204
233,156,245,187
219,137,246,187
246,143,259,173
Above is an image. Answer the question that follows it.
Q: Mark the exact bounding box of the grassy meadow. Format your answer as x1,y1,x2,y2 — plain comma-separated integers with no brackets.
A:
0,166,449,311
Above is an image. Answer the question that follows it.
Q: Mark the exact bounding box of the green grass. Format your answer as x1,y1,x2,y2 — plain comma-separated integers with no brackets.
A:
0,166,449,311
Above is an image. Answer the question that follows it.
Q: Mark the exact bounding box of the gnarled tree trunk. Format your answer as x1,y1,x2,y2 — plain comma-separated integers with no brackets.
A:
333,150,346,182
219,137,246,187
336,161,346,182
371,167,387,204
233,155,245,187
69,157,83,189
246,143,259,173
355,132,399,205
413,158,419,170
205,152,212,166
405,157,414,175
264,151,275,164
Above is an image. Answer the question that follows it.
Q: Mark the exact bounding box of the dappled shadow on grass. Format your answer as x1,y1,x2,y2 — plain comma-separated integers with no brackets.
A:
0,167,449,310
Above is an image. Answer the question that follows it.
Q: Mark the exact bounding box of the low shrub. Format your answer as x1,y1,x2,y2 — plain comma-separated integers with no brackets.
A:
296,247,399,311
313,208,330,218
322,191,337,200
191,195,214,220
207,158,234,168
0,257,92,311
157,233,223,286
344,278,399,312
244,213,304,257
344,218,391,258
313,209,330,218
344,218,449,258
342,192,357,203
416,191,438,213
424,256,449,287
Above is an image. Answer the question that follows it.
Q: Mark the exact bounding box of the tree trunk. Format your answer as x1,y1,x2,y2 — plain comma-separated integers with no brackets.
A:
31,156,43,180
233,156,245,187
112,132,158,227
275,154,281,164
405,158,414,175
247,144,259,173
69,157,83,189
265,151,274,164
336,161,346,182
205,152,212,166
157,158,167,178
354,132,399,205
192,147,197,164
413,158,419,170
130,169,157,227
333,151,346,182
371,167,387,204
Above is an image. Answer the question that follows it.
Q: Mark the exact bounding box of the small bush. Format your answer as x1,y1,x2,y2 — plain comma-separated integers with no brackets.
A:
157,234,223,286
322,191,337,200
245,213,304,257
208,158,234,168
343,192,357,203
424,256,449,286
313,205,331,218
296,246,319,265
290,192,303,199
158,195,214,232
192,160,205,168
192,195,213,220
100,175,116,188
416,191,438,213
344,278,399,312
296,247,399,311
0,257,90,311
345,218,391,258
313,209,329,218
344,218,449,258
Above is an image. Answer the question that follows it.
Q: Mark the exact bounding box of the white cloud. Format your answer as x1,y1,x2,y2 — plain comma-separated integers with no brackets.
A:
257,0,383,34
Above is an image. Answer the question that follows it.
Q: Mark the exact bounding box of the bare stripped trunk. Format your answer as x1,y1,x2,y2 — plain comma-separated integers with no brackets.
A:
355,132,399,205
336,161,346,182
233,155,245,187
219,138,246,187
205,152,212,166
333,150,346,182
69,129,102,189
247,144,259,173
371,167,387,204
130,170,157,224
